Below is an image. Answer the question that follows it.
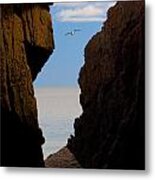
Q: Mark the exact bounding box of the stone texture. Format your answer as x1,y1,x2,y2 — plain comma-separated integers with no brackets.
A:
45,147,81,168
0,4,54,167
68,1,145,169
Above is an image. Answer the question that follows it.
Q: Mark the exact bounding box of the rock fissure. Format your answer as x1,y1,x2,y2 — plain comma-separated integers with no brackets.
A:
1,1,144,169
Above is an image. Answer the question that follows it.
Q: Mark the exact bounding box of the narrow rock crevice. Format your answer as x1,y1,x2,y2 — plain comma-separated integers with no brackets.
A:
1,1,145,169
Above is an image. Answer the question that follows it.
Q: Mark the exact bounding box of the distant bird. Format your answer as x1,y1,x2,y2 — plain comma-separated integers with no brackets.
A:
74,29,81,32
65,29,81,36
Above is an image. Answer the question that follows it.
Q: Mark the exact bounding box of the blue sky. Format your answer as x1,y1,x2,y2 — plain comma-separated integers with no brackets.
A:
34,2,116,87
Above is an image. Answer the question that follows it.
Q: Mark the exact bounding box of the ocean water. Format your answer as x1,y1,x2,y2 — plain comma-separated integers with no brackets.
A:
34,87,82,159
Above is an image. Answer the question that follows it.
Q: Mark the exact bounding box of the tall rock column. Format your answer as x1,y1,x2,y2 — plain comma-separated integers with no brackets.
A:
0,4,54,167
68,1,145,169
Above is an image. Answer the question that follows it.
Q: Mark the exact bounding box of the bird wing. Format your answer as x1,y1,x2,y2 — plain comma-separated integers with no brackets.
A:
74,29,81,32
65,32,72,36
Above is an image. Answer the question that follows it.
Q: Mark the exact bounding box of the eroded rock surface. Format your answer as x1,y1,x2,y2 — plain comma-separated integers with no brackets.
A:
68,1,145,169
0,4,54,167
45,147,81,168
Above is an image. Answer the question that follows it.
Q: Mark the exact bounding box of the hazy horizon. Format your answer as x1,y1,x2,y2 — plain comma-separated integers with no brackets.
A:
34,87,82,158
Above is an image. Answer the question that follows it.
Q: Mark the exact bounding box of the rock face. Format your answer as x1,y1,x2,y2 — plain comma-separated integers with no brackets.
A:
45,147,81,168
0,4,54,166
68,1,145,169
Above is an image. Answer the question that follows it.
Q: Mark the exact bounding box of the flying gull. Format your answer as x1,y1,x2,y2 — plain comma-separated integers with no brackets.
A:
65,29,81,36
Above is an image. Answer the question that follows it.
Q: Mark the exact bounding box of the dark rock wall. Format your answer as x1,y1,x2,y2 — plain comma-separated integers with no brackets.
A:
0,4,54,167
68,1,145,169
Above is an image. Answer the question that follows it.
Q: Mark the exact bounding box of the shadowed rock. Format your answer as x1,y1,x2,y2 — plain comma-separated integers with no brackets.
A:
0,4,54,167
0,1,145,169
68,1,145,169
45,147,81,168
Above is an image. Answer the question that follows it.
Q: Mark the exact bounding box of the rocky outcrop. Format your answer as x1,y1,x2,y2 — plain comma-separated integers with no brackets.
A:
0,1,145,169
0,4,54,166
68,1,145,169
45,147,81,168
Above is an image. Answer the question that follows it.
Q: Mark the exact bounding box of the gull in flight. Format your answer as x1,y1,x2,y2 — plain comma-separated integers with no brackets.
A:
65,29,81,36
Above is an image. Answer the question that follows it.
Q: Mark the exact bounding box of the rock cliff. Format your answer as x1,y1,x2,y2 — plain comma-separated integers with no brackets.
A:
1,1,145,169
68,1,145,169
0,4,54,166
